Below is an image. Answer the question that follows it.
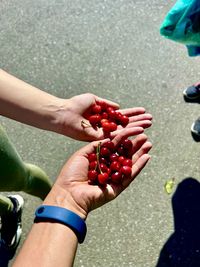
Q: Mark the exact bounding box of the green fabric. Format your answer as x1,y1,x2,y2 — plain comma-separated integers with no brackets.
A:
0,195,13,216
0,125,52,200
160,0,200,55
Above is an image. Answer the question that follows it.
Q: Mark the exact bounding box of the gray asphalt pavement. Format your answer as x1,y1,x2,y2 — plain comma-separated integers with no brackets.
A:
1,0,200,266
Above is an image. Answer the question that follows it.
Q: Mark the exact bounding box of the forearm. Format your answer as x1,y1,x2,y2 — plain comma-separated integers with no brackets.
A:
13,184,84,267
13,221,78,267
0,69,65,133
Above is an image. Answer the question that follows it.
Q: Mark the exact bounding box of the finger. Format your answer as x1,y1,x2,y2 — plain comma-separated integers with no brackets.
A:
75,140,102,156
110,127,144,141
131,134,149,154
110,127,144,146
122,154,151,188
125,120,152,129
128,113,153,123
118,107,147,116
132,141,152,164
95,96,120,109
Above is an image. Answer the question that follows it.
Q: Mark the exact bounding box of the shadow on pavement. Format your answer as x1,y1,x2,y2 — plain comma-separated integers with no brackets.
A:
156,177,200,267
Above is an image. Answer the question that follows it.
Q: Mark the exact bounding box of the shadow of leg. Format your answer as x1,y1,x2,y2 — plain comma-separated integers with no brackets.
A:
156,178,200,267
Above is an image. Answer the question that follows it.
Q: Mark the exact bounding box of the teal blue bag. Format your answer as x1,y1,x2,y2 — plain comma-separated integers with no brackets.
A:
160,0,200,56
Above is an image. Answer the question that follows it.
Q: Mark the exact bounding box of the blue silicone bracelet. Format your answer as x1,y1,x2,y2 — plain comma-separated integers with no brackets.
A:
34,205,87,243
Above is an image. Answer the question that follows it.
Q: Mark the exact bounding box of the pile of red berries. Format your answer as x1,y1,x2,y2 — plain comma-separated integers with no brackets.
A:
87,102,129,133
87,139,133,185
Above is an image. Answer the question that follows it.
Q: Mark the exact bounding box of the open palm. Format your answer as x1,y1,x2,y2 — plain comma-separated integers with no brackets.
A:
59,93,152,141
55,128,152,219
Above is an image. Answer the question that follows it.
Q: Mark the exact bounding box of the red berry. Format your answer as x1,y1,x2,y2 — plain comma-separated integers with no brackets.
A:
121,166,132,176
122,159,132,167
109,122,117,131
110,153,119,162
107,168,111,176
101,112,108,119
110,161,121,172
121,139,133,150
117,146,125,156
98,173,109,185
99,163,108,173
108,109,117,120
99,101,107,111
115,112,123,121
101,118,108,124
89,115,101,125
88,170,98,181
88,153,97,162
102,141,115,151
99,157,107,164
100,147,111,157
91,104,102,114
118,156,125,164
106,107,115,114
102,121,111,132
111,172,122,183
89,161,97,170
102,121,117,133
120,115,129,127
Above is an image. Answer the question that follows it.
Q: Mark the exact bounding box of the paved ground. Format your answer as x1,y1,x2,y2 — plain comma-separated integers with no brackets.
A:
1,0,200,266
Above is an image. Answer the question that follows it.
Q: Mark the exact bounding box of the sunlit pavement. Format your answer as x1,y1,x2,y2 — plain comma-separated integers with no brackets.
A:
1,1,200,266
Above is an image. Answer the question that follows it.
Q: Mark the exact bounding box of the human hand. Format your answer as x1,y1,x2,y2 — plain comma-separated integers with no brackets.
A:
55,93,152,141
44,128,152,219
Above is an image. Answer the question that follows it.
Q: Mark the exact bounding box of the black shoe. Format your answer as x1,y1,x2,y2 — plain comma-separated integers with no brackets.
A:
183,83,200,102
191,118,200,142
0,195,24,261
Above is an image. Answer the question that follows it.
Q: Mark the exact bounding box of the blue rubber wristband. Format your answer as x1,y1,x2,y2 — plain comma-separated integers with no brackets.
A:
34,205,87,243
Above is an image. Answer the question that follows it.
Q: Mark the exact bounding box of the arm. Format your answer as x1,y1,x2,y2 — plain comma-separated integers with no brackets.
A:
13,129,152,267
0,69,62,133
13,216,78,267
0,69,152,141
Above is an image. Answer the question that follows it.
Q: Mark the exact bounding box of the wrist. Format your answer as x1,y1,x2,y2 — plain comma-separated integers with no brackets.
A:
48,98,76,137
34,205,87,243
43,184,88,220
41,97,69,135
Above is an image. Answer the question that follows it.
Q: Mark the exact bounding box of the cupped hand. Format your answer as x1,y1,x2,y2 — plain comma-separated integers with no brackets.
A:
56,93,152,141
45,128,152,219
